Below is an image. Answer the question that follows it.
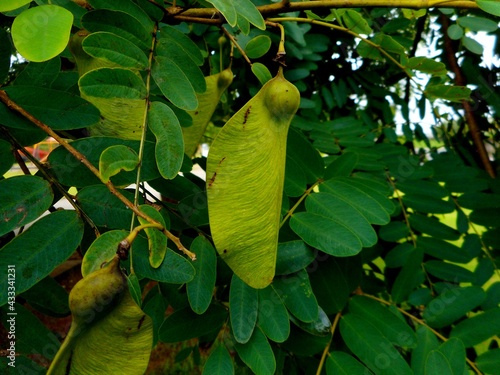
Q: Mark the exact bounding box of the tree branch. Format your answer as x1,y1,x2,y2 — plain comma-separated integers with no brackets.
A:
441,15,496,178
164,0,479,24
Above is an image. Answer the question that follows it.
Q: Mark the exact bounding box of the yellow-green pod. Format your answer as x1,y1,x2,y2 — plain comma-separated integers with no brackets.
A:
206,67,300,289
183,68,233,156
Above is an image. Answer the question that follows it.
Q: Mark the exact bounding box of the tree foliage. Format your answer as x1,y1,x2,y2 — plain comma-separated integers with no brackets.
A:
1,0,500,374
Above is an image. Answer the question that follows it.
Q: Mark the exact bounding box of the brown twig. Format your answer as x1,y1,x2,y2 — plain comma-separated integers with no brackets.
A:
440,15,496,178
0,90,195,260
163,0,479,25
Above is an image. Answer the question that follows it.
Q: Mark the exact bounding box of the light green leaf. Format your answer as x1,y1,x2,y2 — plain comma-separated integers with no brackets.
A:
341,9,372,34
12,5,73,62
450,307,500,347
148,101,184,179
82,32,149,70
0,0,31,12
236,0,266,30
0,211,83,306
152,56,198,111
0,176,53,237
447,24,464,40
99,145,139,183
186,236,217,315
245,35,272,58
203,345,234,375
206,0,237,26
457,16,499,32
462,36,484,55
423,286,486,328
407,57,447,75
425,84,472,102
477,0,500,16
234,327,275,375
230,274,258,344
82,230,128,277
79,67,146,99
137,204,167,268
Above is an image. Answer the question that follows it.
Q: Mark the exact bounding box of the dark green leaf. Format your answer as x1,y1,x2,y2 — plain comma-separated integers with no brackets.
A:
0,28,11,84
82,32,149,70
234,327,275,375
81,230,128,276
423,285,485,328
272,269,318,323
309,255,362,314
409,214,460,241
349,296,417,348
257,286,290,343
411,325,439,375
284,155,307,197
379,221,410,242
0,175,53,237
424,261,476,283
406,57,446,75
396,179,448,199
340,314,413,375
87,0,154,31
385,242,414,268
275,240,315,275
290,212,362,257
99,145,139,182
19,276,69,316
159,304,227,342
324,152,359,179
152,56,198,111
457,16,498,32
13,58,60,87
148,101,184,179
437,338,466,375
76,186,135,230
418,237,473,263
450,307,500,347
287,128,324,183
2,86,100,130
391,248,424,303
425,350,453,375
476,348,500,375
202,345,234,375
187,236,217,315
82,9,151,52
137,204,167,268
402,193,455,214
326,351,373,375
0,210,83,306
230,274,258,344
133,235,195,283
0,139,14,176
48,137,160,187
158,25,204,66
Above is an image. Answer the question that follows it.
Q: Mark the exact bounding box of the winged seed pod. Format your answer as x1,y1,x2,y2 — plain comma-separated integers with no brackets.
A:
206,67,300,289
183,68,233,156
47,255,153,375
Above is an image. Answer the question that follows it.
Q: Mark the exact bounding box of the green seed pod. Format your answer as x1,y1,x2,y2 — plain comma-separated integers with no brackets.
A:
206,67,300,289
69,255,126,326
